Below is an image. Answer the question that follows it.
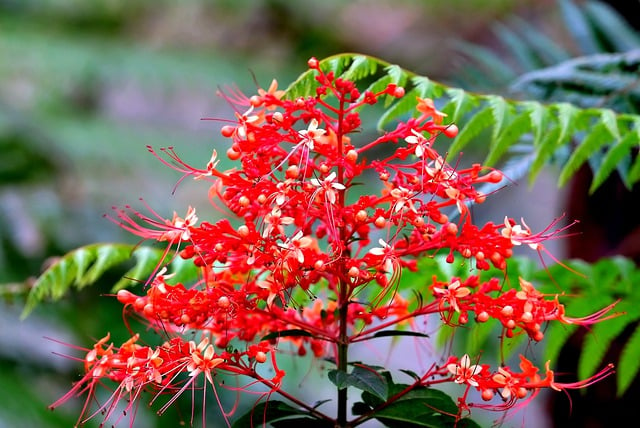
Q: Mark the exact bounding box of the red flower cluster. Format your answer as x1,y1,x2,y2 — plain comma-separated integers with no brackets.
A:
52,57,618,427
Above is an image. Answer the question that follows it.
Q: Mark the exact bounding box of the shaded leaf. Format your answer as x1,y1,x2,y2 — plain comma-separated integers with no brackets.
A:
232,401,310,428
358,384,473,428
261,329,313,341
618,323,640,396
285,53,640,191
558,121,611,187
371,330,430,339
328,365,388,401
23,243,201,317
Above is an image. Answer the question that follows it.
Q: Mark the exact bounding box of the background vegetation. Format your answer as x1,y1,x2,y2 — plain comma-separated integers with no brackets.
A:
2,1,638,427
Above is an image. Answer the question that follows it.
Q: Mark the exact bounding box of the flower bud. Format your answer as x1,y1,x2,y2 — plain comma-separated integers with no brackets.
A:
237,225,249,237
443,124,458,138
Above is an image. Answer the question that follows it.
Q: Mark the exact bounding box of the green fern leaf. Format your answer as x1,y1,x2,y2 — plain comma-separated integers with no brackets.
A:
618,324,640,396
285,69,318,100
323,54,352,75
522,101,548,148
590,128,638,192
599,108,621,141
447,106,493,159
493,22,542,71
583,1,640,51
23,243,135,317
360,65,407,108
558,121,612,186
284,54,640,191
578,303,640,381
82,244,130,286
442,88,478,124
544,320,579,365
528,125,561,186
625,119,640,186
486,95,511,144
484,110,530,167
508,15,572,65
453,41,519,87
412,75,443,99
342,54,378,81
559,0,599,54
554,102,580,147
22,243,199,318
377,87,423,131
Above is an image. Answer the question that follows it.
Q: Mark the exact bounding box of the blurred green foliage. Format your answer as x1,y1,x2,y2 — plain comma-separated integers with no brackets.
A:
3,0,633,427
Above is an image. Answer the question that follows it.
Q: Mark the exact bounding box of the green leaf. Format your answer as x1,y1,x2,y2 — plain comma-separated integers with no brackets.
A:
271,418,333,428
285,53,640,191
554,102,580,148
578,306,640,381
493,22,541,71
448,106,493,159
484,110,530,167
342,54,378,81
261,329,313,341
22,243,199,317
559,0,599,54
442,88,478,124
625,119,640,185
558,121,612,187
328,365,388,401
618,324,640,396
600,108,620,141
486,94,510,144
583,1,640,51
590,128,638,192
232,401,310,428
358,384,471,428
23,243,136,317
371,330,430,339
378,87,423,130
528,125,561,185
522,100,548,148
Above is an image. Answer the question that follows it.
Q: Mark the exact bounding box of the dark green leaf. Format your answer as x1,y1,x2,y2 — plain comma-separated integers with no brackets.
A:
559,0,599,54
618,323,640,396
271,418,334,428
261,329,313,341
328,365,388,401
371,330,429,339
558,121,612,187
232,401,309,428
361,384,463,428
284,53,640,191
448,106,493,159
590,125,638,192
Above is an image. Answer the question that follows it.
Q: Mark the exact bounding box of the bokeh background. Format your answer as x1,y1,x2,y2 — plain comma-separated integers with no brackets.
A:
1,1,638,427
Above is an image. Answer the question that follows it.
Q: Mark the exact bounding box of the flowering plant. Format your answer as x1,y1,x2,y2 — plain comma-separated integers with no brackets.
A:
39,56,623,427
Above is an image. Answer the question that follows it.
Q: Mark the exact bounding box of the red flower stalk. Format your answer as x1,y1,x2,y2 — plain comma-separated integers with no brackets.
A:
51,57,621,427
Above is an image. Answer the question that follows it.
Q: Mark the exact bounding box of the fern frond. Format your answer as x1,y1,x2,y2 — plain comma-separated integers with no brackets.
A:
618,324,640,395
535,257,640,396
286,53,640,191
22,243,198,318
559,0,600,55
583,1,640,51
578,302,640,381
558,121,613,186
398,253,640,396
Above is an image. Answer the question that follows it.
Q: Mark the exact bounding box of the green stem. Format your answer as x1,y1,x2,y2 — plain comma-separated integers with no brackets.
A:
336,282,349,427
336,97,350,428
